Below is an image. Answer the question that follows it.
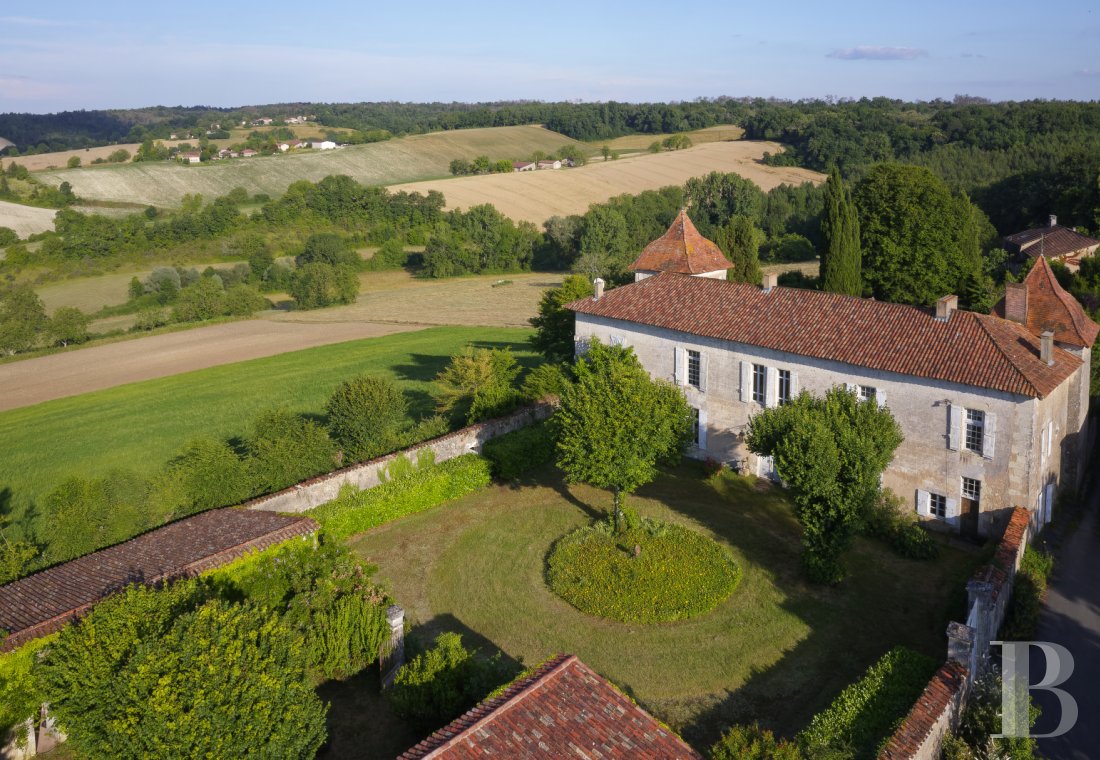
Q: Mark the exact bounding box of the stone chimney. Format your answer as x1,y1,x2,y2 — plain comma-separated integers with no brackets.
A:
1041,329,1055,365
1004,282,1028,324
762,273,778,293
935,294,958,322
593,277,605,300
1049,214,1058,228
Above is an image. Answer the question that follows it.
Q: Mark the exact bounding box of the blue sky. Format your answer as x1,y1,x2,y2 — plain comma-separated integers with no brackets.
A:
1,0,1098,112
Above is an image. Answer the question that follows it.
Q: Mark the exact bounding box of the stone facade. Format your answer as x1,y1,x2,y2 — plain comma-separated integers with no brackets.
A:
576,312,1089,537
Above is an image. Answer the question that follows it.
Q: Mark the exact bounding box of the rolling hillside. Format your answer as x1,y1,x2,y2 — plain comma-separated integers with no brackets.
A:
389,140,826,224
0,199,57,238
37,125,588,208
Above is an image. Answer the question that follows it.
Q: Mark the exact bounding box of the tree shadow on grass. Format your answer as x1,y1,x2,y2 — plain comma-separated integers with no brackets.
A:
391,341,540,383
316,666,422,760
629,464,983,750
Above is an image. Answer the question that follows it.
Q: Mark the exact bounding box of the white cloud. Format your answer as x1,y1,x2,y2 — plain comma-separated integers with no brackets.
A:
828,46,928,61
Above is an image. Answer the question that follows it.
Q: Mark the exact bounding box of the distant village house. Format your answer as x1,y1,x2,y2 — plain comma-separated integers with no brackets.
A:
1005,215,1100,272
537,158,562,170
512,161,536,172
311,140,336,150
180,151,201,164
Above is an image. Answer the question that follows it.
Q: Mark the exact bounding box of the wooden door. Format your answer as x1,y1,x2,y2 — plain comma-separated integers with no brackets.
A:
961,497,980,538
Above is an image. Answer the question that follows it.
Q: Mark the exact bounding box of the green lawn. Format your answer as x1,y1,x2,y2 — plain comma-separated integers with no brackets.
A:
349,465,982,751
0,326,535,518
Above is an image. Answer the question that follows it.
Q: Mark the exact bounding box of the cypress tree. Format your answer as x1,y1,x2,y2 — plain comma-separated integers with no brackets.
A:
821,170,862,296
718,215,763,285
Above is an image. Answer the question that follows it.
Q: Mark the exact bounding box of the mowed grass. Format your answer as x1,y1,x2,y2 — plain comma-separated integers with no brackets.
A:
38,126,589,208
349,465,980,749
0,325,535,515
389,141,825,225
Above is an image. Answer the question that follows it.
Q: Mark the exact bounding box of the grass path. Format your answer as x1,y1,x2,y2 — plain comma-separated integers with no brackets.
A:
349,466,981,748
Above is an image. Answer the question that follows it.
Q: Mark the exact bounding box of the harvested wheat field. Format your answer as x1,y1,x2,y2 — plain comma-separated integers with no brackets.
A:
596,124,744,152
0,199,57,238
390,141,825,225
38,126,588,208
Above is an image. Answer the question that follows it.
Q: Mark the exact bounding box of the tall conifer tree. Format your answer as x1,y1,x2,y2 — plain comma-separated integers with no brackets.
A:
820,170,862,296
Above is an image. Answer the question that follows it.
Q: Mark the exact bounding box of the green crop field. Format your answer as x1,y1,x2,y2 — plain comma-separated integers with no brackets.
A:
0,325,535,517
37,125,588,208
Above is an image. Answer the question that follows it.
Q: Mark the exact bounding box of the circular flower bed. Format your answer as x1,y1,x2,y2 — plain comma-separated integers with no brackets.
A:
546,515,741,623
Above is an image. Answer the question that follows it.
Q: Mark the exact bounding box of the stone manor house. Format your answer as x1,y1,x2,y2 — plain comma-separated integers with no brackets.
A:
569,212,1097,538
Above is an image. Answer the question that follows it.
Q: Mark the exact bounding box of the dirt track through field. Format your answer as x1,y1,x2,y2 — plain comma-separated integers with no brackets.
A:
0,320,421,411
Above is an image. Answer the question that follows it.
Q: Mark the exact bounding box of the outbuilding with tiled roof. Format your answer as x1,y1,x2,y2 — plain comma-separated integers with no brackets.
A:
399,654,702,759
1004,215,1099,272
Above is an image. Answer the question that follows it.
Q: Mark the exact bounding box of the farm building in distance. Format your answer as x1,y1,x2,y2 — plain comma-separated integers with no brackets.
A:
569,212,1096,539
1005,214,1099,272
512,160,535,172
312,140,336,150
537,158,562,169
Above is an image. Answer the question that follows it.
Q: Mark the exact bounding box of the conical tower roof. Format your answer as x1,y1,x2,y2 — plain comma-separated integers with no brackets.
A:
994,255,1099,347
628,210,732,276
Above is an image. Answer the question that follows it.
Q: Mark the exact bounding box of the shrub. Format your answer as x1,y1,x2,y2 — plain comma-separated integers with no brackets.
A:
246,408,337,493
364,238,409,271
546,515,741,623
172,276,226,322
711,724,803,760
37,584,328,759
948,669,1040,759
48,306,89,346
298,232,359,267
132,307,170,331
481,420,556,480
0,227,18,246
326,374,409,461
521,362,572,402
798,647,938,759
0,638,50,738
864,490,939,560
386,632,515,725
40,472,150,563
224,283,269,315
160,437,252,516
309,454,492,540
435,347,523,424
1000,547,1054,640
212,538,390,680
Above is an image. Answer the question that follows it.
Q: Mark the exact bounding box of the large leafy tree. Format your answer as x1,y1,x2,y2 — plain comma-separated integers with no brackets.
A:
820,169,862,296
0,285,47,355
747,387,902,583
854,164,995,307
529,275,593,362
38,583,327,759
555,340,691,531
574,205,631,279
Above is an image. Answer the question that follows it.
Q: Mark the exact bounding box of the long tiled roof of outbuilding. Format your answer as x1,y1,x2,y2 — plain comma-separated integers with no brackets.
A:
399,654,702,759
568,272,1081,399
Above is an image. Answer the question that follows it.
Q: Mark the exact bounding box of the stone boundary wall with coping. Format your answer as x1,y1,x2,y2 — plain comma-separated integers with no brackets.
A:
879,506,1031,760
244,403,554,514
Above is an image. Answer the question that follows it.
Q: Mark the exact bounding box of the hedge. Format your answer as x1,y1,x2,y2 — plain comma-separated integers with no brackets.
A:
309,454,493,540
480,420,556,480
798,646,939,758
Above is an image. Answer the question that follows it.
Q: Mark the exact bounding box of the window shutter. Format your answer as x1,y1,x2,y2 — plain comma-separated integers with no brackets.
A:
699,354,709,393
916,490,930,517
674,347,684,386
790,370,799,397
982,412,996,459
698,408,708,450
877,391,887,408
948,403,961,450
844,382,855,394
946,497,959,520
766,367,778,408
740,360,752,402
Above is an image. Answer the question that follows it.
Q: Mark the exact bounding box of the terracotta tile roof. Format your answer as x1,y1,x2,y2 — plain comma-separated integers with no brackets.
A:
0,509,317,651
629,210,732,276
569,273,1081,399
399,654,702,759
878,661,968,759
1005,224,1099,261
993,256,1099,348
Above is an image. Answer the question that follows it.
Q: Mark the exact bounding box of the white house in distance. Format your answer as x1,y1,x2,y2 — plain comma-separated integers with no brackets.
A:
512,160,536,172
312,140,336,150
179,151,201,164
568,211,1096,538
537,159,562,170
